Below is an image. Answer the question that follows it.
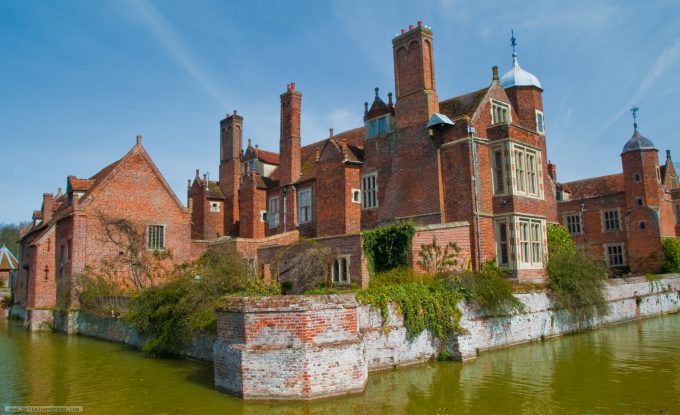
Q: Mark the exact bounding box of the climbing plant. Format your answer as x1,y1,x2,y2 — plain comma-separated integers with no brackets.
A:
362,221,416,274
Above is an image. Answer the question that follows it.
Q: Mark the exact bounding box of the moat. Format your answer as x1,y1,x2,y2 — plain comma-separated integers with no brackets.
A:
2,314,679,414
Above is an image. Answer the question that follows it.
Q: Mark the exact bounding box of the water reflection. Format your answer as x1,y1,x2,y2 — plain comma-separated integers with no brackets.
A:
1,315,680,414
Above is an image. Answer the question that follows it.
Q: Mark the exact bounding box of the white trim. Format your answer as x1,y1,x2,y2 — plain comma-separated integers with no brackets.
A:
603,243,626,266
361,172,378,209
268,196,280,229
535,110,545,135
332,255,351,285
601,208,622,232
297,187,313,224
490,99,511,124
147,224,166,250
564,213,583,235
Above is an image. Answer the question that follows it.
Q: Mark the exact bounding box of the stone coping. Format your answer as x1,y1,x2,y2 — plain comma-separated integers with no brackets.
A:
216,294,358,313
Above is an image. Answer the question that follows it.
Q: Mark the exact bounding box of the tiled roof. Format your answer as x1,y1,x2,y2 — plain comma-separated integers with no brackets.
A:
206,181,225,200
67,176,94,192
561,173,624,199
256,149,280,165
439,87,489,120
0,244,18,271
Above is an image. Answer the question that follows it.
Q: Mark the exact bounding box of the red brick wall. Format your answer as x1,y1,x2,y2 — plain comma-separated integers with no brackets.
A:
219,112,243,237
279,84,302,185
411,223,472,272
238,174,266,239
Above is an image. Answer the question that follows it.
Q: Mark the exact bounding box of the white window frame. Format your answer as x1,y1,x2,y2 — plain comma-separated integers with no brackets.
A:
491,99,511,124
210,201,221,212
494,220,511,267
260,210,268,223
565,214,582,235
268,197,280,229
517,218,544,267
602,209,621,232
351,188,361,204
332,255,351,285
535,110,545,135
512,143,541,198
361,172,378,209
147,224,165,250
298,187,312,224
604,243,625,266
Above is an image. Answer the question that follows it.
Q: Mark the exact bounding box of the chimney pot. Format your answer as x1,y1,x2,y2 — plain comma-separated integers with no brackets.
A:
388,92,393,106
136,134,142,145
409,24,414,30
291,82,296,91
417,21,423,27
401,28,406,34
329,128,334,137
667,149,671,159
492,65,499,81
374,87,379,99
248,138,252,147
195,169,200,178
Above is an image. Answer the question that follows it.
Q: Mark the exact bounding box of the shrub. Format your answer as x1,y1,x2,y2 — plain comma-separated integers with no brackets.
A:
356,280,463,340
662,238,680,273
74,268,130,317
370,266,433,287
1,295,12,309
547,224,609,327
271,240,337,294
446,263,525,316
126,247,277,356
363,222,416,274
417,237,461,275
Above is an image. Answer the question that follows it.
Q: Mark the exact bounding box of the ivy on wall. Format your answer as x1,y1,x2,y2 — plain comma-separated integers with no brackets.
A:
362,222,416,274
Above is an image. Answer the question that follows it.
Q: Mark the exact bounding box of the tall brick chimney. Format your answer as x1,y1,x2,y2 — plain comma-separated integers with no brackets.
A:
547,161,557,181
219,110,244,236
42,193,55,223
279,83,302,185
392,21,439,128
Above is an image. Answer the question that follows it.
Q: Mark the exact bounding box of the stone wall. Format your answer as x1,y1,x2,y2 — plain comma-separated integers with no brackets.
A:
52,310,214,362
214,274,680,400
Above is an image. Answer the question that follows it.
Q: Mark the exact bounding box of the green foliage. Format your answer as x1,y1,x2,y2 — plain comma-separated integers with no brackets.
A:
547,225,609,326
513,281,547,293
1,294,12,309
355,280,463,340
74,267,130,317
362,222,416,274
0,223,23,257
661,238,680,273
303,287,339,295
370,266,433,287
645,273,661,282
546,224,576,257
417,237,461,275
446,263,526,316
126,247,277,356
271,239,337,294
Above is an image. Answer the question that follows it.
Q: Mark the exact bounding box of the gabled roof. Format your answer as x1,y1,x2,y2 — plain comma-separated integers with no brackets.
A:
67,176,94,192
206,181,225,200
561,173,625,200
439,87,489,120
0,244,18,271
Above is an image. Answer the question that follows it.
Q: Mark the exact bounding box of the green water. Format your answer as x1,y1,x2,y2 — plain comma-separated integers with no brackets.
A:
1,315,679,415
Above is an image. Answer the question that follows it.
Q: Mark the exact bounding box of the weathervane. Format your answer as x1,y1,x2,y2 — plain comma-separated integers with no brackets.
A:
510,29,517,55
631,106,639,129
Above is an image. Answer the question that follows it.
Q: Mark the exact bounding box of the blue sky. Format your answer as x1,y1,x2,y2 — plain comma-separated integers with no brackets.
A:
1,0,679,224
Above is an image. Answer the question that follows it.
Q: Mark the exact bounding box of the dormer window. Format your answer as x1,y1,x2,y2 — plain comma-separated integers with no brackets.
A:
368,116,389,138
491,100,510,124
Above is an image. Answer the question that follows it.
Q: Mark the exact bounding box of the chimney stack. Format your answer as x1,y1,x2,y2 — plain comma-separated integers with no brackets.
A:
279,82,302,185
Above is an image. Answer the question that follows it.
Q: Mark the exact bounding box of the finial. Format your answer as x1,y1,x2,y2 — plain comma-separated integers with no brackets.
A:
510,29,517,56
388,92,393,106
631,106,639,130
364,102,368,115
136,134,142,146
374,87,379,99
329,128,334,138
492,65,499,81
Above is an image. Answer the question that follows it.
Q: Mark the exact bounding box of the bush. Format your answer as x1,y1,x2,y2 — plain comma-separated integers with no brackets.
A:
356,279,463,340
662,238,680,273
126,247,278,356
370,267,433,287
1,295,12,309
74,268,130,317
363,222,416,274
547,224,609,327
446,263,525,316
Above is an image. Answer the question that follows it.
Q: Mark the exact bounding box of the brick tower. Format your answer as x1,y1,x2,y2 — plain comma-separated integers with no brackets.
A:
219,110,243,236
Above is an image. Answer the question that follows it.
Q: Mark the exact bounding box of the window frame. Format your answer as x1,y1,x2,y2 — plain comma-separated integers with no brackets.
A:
332,255,351,285
210,201,221,212
517,217,544,267
565,214,582,235
511,143,542,198
491,147,506,195
297,187,313,224
604,243,625,267
268,196,280,229
491,99,511,124
147,224,166,251
535,110,545,135
361,172,378,209
494,220,510,267
602,209,621,232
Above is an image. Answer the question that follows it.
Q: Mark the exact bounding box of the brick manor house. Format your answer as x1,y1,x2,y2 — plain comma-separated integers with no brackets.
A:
189,21,561,284
555,121,680,272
